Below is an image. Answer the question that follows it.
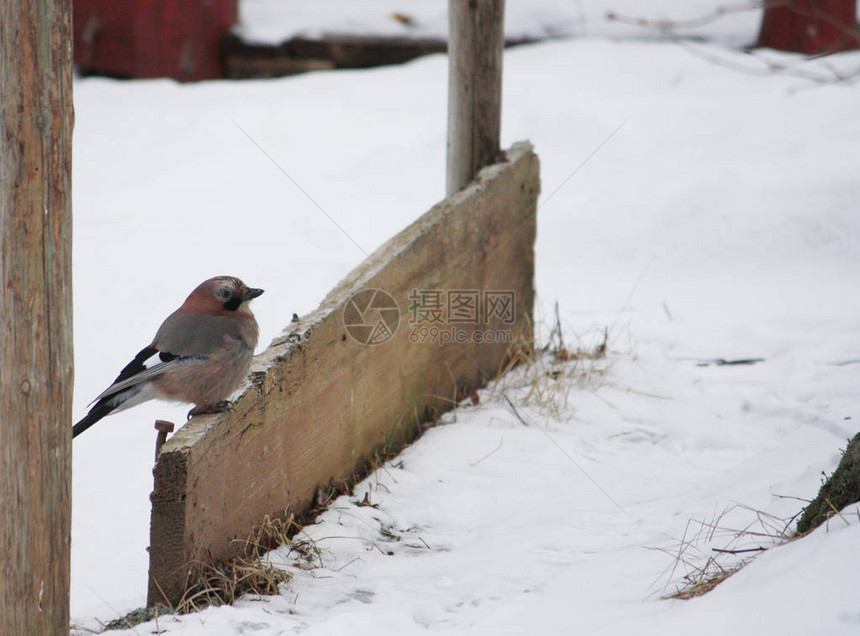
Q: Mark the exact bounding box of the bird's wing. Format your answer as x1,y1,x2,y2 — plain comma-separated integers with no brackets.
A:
88,346,191,406
90,359,187,405
87,312,242,409
114,346,159,383
154,311,242,356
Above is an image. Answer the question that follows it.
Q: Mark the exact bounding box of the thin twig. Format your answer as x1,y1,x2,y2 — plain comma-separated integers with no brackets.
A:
712,546,767,554
503,393,530,427
469,438,504,466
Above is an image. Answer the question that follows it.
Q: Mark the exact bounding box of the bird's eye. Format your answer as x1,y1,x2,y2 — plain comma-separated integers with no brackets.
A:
215,286,233,301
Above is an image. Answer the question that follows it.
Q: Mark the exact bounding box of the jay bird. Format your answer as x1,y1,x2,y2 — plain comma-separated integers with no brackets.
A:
73,276,264,438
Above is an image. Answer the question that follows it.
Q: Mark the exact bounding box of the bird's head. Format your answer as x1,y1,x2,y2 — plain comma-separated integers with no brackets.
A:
185,276,264,314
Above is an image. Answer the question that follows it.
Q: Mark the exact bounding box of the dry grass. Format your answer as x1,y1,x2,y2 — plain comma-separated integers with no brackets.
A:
175,559,290,613
169,514,302,615
490,303,612,420
129,514,308,625
651,503,801,601
666,563,746,600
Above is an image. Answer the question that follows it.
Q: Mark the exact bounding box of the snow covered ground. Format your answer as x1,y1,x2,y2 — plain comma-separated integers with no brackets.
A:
70,2,860,634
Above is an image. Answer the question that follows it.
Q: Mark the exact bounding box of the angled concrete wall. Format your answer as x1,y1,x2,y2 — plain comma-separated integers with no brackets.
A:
147,141,539,606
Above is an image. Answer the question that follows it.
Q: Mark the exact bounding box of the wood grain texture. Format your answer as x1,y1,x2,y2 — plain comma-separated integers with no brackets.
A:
0,0,74,633
148,142,539,606
446,0,506,196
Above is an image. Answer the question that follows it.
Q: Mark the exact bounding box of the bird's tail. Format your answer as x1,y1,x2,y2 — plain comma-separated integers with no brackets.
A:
72,401,115,438
73,383,150,438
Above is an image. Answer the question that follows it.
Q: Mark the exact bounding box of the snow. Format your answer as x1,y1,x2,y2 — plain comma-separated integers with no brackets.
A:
70,2,860,634
236,0,761,47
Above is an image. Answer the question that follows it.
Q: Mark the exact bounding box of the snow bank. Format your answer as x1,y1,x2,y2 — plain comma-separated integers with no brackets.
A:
236,0,762,47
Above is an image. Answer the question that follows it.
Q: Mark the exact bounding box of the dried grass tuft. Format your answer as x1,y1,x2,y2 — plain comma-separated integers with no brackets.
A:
665,562,745,600
651,503,800,601
491,302,611,420
176,559,290,614
174,514,302,614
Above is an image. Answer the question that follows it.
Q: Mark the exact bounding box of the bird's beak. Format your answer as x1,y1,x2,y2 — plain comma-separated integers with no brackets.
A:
243,288,264,301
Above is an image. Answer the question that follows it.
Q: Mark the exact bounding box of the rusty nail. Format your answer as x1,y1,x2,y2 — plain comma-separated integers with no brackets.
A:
154,420,175,460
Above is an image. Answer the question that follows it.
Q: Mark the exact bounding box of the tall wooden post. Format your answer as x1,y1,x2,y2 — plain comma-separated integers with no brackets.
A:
446,0,506,196
0,0,75,633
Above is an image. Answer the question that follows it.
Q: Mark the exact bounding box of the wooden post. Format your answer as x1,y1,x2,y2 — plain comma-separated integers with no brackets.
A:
0,0,74,634
446,0,506,196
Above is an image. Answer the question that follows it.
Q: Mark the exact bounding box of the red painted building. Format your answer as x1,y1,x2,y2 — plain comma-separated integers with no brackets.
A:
73,0,238,81
757,0,858,54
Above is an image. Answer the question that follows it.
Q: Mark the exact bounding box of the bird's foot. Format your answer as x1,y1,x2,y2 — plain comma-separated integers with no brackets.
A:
187,400,235,420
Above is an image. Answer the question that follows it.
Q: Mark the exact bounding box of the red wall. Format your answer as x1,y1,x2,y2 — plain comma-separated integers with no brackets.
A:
757,0,859,54
74,0,238,81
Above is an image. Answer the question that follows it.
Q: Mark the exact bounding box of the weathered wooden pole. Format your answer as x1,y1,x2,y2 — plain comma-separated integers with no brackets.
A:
0,0,75,633
446,0,506,196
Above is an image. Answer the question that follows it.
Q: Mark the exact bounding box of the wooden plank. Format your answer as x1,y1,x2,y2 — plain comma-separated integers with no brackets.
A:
147,141,539,607
0,0,74,633
446,0,506,196
224,34,448,79
224,33,535,81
